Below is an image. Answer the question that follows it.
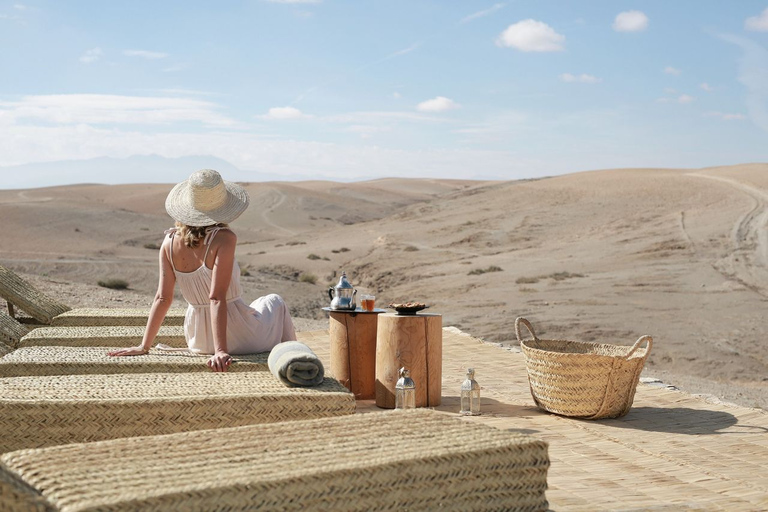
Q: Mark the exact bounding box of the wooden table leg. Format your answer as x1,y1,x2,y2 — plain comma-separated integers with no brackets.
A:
375,313,442,409
329,311,378,399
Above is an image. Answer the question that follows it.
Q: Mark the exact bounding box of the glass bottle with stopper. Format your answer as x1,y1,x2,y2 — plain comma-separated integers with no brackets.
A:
395,367,415,409
460,368,481,416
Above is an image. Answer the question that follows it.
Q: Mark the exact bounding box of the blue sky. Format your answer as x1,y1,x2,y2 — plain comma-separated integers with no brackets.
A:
1,1,768,186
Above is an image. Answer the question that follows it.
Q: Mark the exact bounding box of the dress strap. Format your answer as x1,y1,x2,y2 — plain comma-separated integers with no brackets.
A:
203,227,229,262
163,228,178,272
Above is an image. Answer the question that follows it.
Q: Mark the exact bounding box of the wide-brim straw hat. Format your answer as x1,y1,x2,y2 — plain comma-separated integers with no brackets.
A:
165,170,250,226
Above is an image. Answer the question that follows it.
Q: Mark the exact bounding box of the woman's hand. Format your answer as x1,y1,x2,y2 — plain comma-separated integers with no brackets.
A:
208,351,233,372
108,346,149,357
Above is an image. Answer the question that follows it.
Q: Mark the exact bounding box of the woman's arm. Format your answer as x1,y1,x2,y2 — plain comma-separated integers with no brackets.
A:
207,230,236,372
109,237,175,357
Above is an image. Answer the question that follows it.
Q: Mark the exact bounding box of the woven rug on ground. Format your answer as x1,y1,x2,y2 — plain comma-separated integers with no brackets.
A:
0,409,549,512
51,308,187,327
0,311,28,347
0,346,269,377
18,325,186,348
0,371,355,453
0,341,12,357
0,265,70,325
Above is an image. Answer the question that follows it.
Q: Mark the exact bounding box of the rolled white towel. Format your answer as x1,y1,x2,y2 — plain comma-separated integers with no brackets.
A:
268,341,325,387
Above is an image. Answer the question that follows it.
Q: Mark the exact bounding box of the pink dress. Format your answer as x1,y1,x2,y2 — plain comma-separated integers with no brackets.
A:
166,227,296,354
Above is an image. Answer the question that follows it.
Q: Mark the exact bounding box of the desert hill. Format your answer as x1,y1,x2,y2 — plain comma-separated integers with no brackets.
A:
1,165,766,409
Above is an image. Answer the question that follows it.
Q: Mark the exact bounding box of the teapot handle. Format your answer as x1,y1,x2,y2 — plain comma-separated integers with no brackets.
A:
352,289,357,297
328,287,334,301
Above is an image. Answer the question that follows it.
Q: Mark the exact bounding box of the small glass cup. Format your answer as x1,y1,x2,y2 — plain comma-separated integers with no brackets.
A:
361,294,376,312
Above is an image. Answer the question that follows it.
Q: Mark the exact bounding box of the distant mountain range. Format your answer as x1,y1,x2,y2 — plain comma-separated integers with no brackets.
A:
0,155,326,190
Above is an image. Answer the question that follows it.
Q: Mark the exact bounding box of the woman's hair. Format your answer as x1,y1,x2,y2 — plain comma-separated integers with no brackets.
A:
175,221,229,248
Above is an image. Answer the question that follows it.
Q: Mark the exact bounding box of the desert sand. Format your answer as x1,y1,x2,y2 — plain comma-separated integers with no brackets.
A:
1,164,766,410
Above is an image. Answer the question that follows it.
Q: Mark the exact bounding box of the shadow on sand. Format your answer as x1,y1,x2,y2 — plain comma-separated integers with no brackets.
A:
595,406,768,435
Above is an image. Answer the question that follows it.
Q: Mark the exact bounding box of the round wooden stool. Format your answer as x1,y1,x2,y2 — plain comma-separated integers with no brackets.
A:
324,308,385,399
375,312,442,409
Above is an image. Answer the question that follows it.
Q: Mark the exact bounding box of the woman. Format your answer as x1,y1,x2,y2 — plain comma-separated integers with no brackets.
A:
109,169,297,371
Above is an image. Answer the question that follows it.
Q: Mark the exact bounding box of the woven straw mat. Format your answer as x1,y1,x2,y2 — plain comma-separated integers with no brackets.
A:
0,409,549,512
516,317,652,420
0,265,70,324
0,372,354,453
51,308,186,327
18,325,185,348
0,346,268,377
0,311,28,347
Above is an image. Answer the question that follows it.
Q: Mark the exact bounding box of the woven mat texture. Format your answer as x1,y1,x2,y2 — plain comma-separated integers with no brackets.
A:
0,341,12,357
0,311,28,346
0,346,268,377
298,328,768,511
51,308,186,327
0,371,354,453
0,409,549,512
18,325,185,348
0,265,70,324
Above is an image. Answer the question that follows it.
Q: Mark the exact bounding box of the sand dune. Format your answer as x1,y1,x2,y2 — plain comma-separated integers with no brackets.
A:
1,166,766,409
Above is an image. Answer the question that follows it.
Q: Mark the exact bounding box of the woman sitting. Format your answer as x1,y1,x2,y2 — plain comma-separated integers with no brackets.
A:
109,169,297,371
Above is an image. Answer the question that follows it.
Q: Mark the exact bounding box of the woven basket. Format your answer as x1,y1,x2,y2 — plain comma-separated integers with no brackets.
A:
0,265,70,324
0,372,355,453
516,317,652,420
0,409,549,512
51,308,186,327
0,346,268,377
0,341,12,357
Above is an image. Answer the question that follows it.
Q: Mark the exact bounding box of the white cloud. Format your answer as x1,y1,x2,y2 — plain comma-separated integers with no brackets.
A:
718,34,768,133
162,63,188,73
13,4,26,9
745,8,768,31
496,19,565,52
79,47,103,64
0,94,236,126
664,87,678,94
262,106,308,119
656,94,694,104
664,66,682,76
123,49,169,60
416,96,460,113
613,10,649,32
705,111,747,121
327,111,447,124
700,83,714,92
392,92,402,99
460,3,504,24
559,73,602,84
263,0,321,3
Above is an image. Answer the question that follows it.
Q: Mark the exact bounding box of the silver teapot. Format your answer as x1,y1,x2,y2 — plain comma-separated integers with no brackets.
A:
328,271,357,310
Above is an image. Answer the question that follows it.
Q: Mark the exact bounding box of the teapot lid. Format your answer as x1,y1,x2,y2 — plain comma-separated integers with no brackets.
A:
335,271,354,290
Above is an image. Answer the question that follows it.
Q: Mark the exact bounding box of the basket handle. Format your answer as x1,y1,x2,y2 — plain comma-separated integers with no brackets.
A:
625,335,653,359
515,317,539,343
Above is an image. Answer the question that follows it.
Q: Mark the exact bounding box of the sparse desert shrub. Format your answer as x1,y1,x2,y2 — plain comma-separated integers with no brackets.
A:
516,276,540,284
403,245,419,252
519,287,537,293
286,241,307,246
307,253,322,260
548,271,584,281
332,247,351,254
140,227,150,231
299,273,317,284
468,266,503,276
257,251,266,255
240,264,251,277
143,242,161,250
98,278,129,290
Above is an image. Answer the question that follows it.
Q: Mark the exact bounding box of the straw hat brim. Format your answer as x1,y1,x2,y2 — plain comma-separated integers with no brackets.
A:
165,179,250,227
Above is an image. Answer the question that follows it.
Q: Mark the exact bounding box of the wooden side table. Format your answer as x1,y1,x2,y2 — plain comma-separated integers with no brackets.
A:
375,312,442,409
323,307,385,399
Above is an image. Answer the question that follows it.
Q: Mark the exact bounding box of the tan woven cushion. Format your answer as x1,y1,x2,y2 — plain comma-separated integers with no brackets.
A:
0,265,70,324
50,308,187,327
0,372,354,453
0,346,268,377
0,410,549,511
18,326,185,348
